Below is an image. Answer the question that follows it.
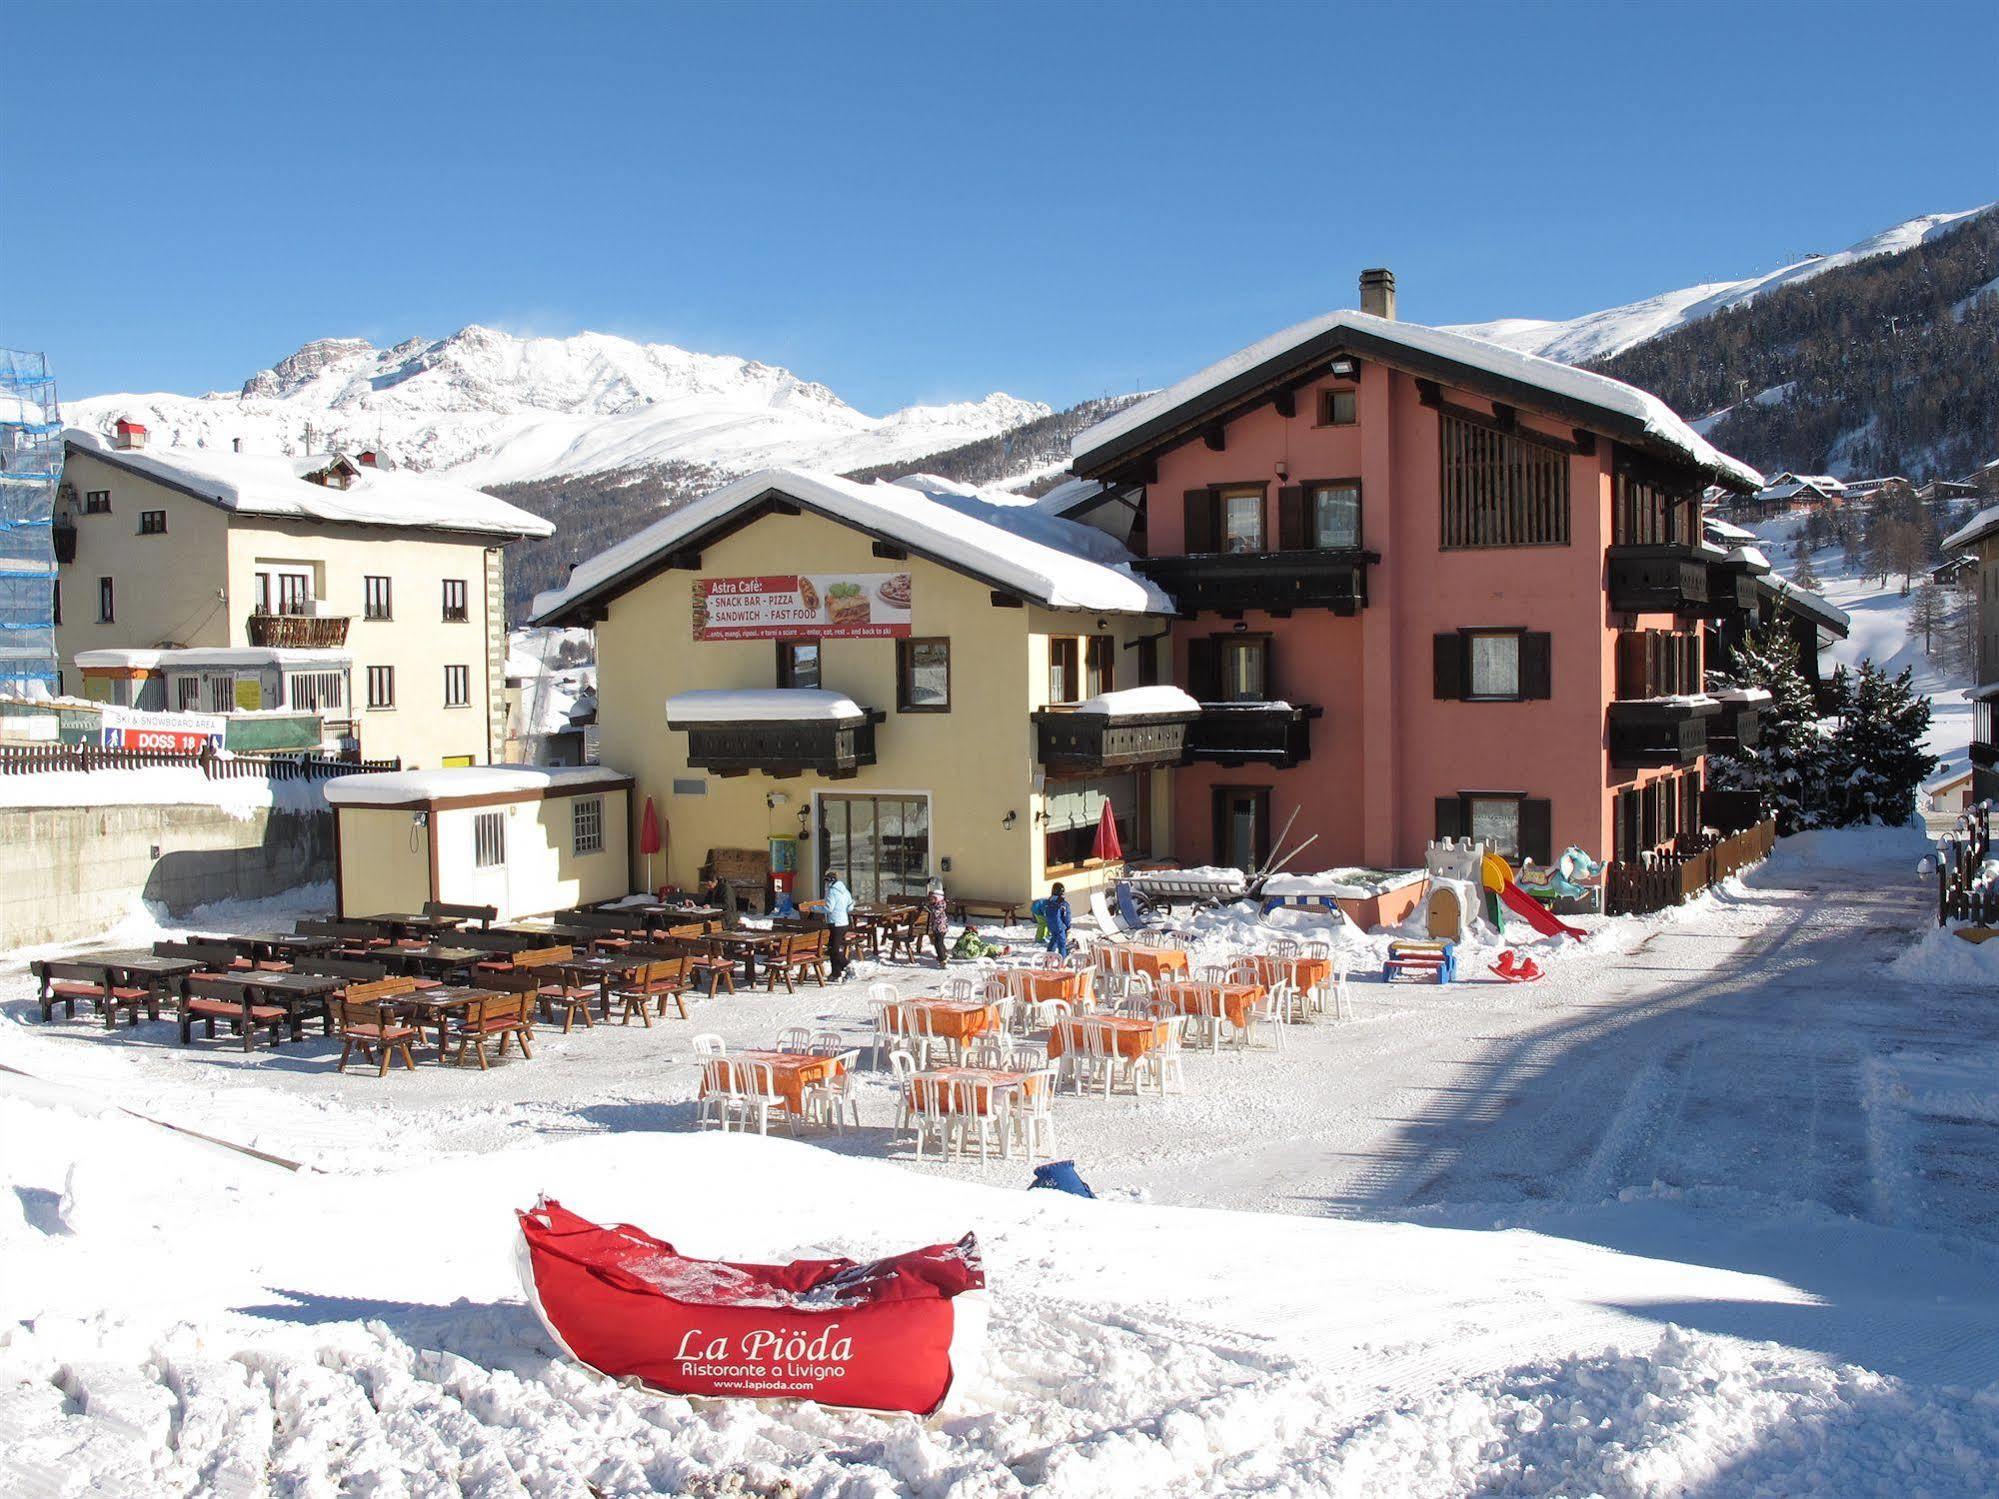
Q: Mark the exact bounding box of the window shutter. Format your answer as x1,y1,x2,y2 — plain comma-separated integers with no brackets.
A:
1521,632,1553,700
1435,796,1466,841
1183,488,1217,553
1521,799,1553,864
1615,632,1647,699
1186,636,1221,702
1433,633,1464,699
1277,485,1307,549
1254,793,1271,865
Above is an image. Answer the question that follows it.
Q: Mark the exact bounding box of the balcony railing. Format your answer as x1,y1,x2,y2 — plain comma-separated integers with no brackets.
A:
52,520,77,563
1608,696,1719,769
1184,702,1321,768
1607,544,1710,615
674,709,885,779
1033,704,1199,775
1135,548,1375,616
1706,702,1763,756
246,612,351,648
1706,556,1764,615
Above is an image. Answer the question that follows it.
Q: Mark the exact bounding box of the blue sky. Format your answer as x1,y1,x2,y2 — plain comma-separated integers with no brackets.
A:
4,0,1993,413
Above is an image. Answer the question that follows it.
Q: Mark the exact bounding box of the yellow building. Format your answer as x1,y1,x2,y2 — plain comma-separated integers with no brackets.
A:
325,766,632,921
55,429,552,769
532,469,1186,909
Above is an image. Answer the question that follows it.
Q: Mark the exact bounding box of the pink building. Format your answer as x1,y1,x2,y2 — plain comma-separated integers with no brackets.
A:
1065,271,1769,873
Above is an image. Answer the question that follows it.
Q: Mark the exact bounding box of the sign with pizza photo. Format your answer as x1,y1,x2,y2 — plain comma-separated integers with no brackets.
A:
693,572,913,640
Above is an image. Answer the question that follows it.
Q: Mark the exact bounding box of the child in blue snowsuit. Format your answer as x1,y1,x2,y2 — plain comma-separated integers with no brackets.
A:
1044,882,1073,958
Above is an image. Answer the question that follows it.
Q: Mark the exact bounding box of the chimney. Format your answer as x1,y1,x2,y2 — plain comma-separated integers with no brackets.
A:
232,436,242,453
1359,268,1396,321
113,418,148,451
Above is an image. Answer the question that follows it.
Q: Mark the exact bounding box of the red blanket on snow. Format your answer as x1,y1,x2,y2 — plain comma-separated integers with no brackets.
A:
516,1199,986,1415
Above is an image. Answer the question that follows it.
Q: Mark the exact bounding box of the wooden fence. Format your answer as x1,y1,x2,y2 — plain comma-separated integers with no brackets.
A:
0,743,397,781
1603,818,1777,916
1937,802,1995,927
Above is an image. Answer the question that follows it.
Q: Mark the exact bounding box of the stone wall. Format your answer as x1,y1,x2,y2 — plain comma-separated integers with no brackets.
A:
0,802,332,948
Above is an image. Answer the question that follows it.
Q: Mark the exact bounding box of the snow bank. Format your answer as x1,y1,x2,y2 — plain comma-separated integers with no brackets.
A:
0,766,327,816
664,688,868,723
1071,685,1201,718
1263,867,1427,899
1886,924,1999,986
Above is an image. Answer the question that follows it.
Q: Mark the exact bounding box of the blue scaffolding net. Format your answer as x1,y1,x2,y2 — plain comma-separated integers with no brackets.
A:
0,348,61,696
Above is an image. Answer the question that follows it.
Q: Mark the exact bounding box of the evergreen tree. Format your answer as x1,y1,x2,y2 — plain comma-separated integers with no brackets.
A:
1825,661,1936,825
1707,613,1832,834
1791,547,1821,591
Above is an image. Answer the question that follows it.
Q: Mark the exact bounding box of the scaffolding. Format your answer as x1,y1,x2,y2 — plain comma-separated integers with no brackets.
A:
0,349,61,696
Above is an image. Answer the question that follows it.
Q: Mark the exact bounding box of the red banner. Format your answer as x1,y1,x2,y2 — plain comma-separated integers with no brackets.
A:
694,573,912,640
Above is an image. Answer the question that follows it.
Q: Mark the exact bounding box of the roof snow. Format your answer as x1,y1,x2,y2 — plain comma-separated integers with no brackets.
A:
325,764,627,806
1070,308,1762,491
66,430,552,540
533,466,1173,624
1763,572,1851,635
665,688,869,723
1944,504,1999,553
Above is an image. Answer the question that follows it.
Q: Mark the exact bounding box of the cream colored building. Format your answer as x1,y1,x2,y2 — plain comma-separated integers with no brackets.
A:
533,469,1183,909
325,766,633,921
1941,503,1999,802
55,430,552,769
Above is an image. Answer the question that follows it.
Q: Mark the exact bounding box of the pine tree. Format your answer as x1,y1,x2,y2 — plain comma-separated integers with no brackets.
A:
1825,661,1936,825
1791,547,1821,591
1707,612,1832,834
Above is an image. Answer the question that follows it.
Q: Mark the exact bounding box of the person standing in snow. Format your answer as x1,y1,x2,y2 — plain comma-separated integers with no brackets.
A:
1044,881,1073,959
824,871,854,979
923,877,950,967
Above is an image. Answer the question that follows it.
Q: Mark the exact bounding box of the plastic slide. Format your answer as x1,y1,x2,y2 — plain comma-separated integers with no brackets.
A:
1497,879,1586,939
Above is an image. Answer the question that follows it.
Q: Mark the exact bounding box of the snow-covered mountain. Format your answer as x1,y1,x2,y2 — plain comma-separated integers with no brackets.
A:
64,326,1048,486
1448,204,1997,363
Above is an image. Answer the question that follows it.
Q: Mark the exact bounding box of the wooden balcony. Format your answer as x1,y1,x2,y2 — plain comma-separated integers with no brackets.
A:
52,520,77,563
1135,548,1375,617
673,708,884,779
1185,702,1321,768
1606,544,1710,615
1706,556,1764,615
1033,705,1199,775
1608,697,1719,769
246,612,351,648
1705,701,1764,755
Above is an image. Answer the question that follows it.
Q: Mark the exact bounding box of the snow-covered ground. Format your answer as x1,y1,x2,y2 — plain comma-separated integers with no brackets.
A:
6,824,1999,1494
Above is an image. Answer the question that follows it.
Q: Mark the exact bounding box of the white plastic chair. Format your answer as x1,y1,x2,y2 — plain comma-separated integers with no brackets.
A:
731,1060,788,1136
908,1076,955,1160
952,1078,1008,1162
888,1047,919,1129
802,1050,862,1132
692,1033,727,1057
775,1025,812,1053
1013,1070,1059,1160
1066,1017,1116,1098
1137,1018,1185,1097
697,1058,735,1130
871,996,910,1064
943,976,976,1000
1241,987,1287,1051
1326,950,1356,1023
808,1029,846,1056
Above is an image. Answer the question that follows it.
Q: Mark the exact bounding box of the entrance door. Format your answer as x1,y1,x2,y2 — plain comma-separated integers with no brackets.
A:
1212,787,1270,875
819,794,929,905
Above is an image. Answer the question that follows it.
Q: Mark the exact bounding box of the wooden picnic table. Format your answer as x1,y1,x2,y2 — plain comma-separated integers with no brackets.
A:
948,897,1021,927
548,954,653,1016
390,984,503,1060
701,930,779,984
31,953,200,1026
702,1049,843,1116
1046,1014,1171,1060
374,944,488,981
184,971,341,1050
360,912,465,941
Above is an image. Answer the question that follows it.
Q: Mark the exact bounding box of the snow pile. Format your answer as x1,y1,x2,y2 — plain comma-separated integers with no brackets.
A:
1886,924,1999,985
1263,867,1428,899
665,688,869,723
1071,685,1201,718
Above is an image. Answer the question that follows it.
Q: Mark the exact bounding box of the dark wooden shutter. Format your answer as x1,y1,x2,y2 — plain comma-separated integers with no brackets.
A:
1615,632,1646,699
1435,796,1466,841
1277,485,1307,549
1254,792,1271,866
1186,636,1221,702
1521,798,1553,865
1210,790,1227,867
1138,636,1158,687
1433,633,1464,699
1183,488,1217,553
1521,632,1553,700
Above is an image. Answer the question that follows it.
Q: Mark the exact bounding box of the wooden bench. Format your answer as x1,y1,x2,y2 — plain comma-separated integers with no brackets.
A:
332,977,423,1076
454,989,535,1069
765,930,829,993
610,957,690,1025
424,900,497,930
180,984,290,1051
32,961,154,1028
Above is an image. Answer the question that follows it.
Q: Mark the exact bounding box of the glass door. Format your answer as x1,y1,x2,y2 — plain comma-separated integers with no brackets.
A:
819,794,929,904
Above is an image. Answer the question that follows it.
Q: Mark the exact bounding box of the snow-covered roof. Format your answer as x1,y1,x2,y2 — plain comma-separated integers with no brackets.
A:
1703,515,1758,544
74,646,352,670
1069,685,1201,718
1943,504,1999,552
1069,308,1763,491
1713,687,1774,705
665,688,870,723
1751,477,1844,504
65,431,552,540
324,764,628,806
533,466,1173,625
1725,545,1771,571
1761,573,1851,636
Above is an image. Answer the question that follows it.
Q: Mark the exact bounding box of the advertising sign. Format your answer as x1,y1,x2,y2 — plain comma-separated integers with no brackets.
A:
101,706,225,753
693,573,912,641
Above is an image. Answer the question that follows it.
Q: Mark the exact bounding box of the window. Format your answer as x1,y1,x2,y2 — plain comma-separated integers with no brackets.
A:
255,573,270,616
1048,637,1079,703
1317,388,1357,426
1439,411,1570,548
1187,634,1270,703
97,577,114,622
441,578,469,622
287,670,344,713
1085,635,1115,698
776,639,821,690
175,676,201,712
896,638,950,711
1212,786,1271,874
51,579,59,626
443,664,470,708
474,811,506,868
572,796,604,855
1309,483,1361,548
260,569,311,615
138,510,167,535
1613,470,1697,547
84,490,110,514
1437,792,1552,864
1043,775,1136,870
1616,630,1701,700
366,665,394,709
364,575,392,621
1467,632,1520,699
1468,797,1522,858
1221,487,1264,553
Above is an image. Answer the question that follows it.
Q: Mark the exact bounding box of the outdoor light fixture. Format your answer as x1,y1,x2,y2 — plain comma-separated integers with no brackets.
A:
1274,459,1289,480
1233,621,1248,634
1329,356,1356,378
1002,810,1017,829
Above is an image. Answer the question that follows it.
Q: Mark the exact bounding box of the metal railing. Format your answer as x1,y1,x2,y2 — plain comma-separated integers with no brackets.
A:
0,743,397,780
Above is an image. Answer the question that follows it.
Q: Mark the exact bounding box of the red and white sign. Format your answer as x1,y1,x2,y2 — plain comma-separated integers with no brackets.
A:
100,706,224,753
517,1199,985,1414
694,572,913,640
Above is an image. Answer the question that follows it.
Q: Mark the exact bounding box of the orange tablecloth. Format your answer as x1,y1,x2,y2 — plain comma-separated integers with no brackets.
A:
1120,947,1190,981
894,999,1000,1043
908,1067,1044,1115
1156,982,1265,1029
1234,955,1331,991
1046,1015,1171,1060
702,1050,842,1115
1006,967,1090,1003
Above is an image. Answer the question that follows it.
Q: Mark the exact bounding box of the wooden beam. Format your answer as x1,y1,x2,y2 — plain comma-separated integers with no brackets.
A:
769,499,801,516
1431,394,1585,456
871,541,908,560
1571,429,1597,456
665,550,702,570
1415,378,1442,409
990,591,1025,608
1202,423,1227,452
1490,402,1518,433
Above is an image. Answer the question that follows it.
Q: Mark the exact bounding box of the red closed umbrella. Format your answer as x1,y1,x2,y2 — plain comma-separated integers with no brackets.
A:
638,796,662,891
1091,800,1123,863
